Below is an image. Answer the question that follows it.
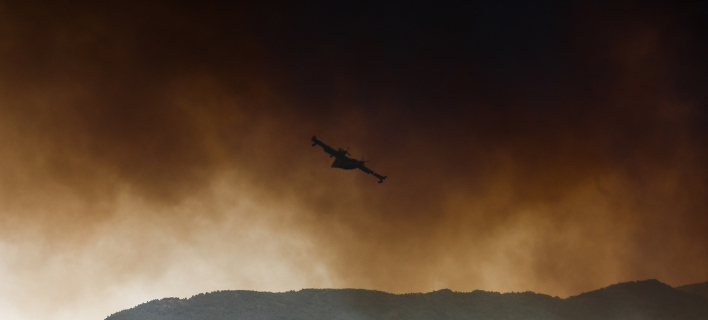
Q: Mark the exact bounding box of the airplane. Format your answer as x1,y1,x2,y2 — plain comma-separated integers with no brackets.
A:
311,136,387,183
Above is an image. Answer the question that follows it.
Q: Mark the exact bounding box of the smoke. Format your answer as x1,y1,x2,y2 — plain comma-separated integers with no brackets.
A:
0,1,707,319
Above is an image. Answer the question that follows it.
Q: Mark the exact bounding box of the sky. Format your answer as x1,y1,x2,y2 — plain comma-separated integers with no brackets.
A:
1,1,707,319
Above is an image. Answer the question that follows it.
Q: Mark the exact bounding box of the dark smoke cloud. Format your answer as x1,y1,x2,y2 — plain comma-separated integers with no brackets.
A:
0,1,707,319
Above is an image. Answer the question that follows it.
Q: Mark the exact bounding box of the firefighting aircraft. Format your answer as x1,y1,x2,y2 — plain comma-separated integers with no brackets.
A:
311,136,387,183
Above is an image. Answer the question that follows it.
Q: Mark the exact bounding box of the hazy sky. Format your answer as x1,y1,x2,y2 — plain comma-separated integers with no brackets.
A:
1,1,707,319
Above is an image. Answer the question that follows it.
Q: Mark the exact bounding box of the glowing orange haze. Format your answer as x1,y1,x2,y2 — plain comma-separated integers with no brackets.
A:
0,2,706,320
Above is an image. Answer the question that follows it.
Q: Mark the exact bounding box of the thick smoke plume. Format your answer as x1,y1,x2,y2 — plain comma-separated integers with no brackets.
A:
0,1,706,319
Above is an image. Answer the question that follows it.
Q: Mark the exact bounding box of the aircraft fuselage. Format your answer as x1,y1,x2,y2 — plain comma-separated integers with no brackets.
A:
331,156,363,169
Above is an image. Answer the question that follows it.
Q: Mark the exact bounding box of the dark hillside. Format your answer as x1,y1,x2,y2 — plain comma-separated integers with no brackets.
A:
565,279,708,320
676,281,708,301
106,289,567,320
105,280,708,320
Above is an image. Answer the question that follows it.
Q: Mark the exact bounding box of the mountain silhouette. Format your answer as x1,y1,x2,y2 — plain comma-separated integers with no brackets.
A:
676,281,708,301
105,279,708,320
564,279,708,320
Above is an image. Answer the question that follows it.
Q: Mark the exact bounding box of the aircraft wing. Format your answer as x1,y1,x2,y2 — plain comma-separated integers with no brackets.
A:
358,163,387,183
311,136,339,157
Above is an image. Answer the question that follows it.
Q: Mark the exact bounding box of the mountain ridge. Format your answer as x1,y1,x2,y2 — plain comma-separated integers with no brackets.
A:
106,279,708,320
676,281,708,300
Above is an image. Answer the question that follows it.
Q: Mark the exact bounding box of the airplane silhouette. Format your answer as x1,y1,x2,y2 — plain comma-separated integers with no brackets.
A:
311,136,387,183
